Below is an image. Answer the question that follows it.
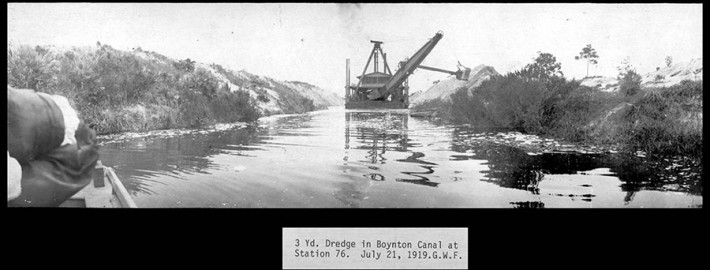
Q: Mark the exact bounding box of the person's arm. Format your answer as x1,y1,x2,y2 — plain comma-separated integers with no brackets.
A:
8,152,22,201
48,94,81,146
7,86,65,164
7,85,100,207
8,124,99,207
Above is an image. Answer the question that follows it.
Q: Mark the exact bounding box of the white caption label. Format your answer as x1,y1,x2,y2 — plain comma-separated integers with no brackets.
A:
283,228,468,269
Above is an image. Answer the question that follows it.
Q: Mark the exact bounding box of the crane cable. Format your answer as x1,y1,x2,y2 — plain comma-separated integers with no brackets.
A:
450,34,459,64
440,34,464,76
448,34,468,71
384,34,467,72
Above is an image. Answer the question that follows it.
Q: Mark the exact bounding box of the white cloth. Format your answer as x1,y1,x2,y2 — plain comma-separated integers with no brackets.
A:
8,151,22,201
46,94,80,146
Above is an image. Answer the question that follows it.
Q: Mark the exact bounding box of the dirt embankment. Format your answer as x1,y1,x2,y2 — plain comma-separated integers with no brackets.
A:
206,63,342,115
410,64,500,106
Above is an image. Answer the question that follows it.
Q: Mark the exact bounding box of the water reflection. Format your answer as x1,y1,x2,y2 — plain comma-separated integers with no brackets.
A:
478,146,545,195
609,156,702,203
510,201,546,209
345,111,411,154
397,166,439,187
449,126,703,204
395,152,439,187
344,111,440,188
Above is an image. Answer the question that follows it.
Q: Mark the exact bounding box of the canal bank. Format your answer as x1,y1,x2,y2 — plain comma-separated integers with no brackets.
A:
412,79,703,163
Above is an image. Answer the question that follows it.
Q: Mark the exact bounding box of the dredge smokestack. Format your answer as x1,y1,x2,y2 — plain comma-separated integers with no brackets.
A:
345,58,350,99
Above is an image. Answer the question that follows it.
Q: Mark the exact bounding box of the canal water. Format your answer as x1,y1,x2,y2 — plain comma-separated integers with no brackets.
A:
98,107,702,208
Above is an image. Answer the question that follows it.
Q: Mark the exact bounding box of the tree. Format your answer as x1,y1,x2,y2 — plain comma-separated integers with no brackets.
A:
522,51,563,80
654,74,665,82
619,71,642,96
181,67,219,98
574,44,599,78
616,57,635,77
617,57,642,96
174,58,196,73
665,56,673,67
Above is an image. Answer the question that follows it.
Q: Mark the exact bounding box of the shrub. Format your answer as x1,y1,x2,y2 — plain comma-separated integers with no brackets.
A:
448,88,492,127
6,42,300,134
257,93,270,103
618,70,642,96
254,88,270,103
671,79,703,99
422,54,701,159
53,47,103,104
174,58,196,73
546,86,621,142
299,96,316,112
178,89,214,128
7,45,59,92
448,70,580,134
620,81,703,157
179,67,220,99
210,90,262,123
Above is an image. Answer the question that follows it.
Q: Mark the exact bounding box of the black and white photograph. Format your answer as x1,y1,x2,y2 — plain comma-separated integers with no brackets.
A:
7,3,703,209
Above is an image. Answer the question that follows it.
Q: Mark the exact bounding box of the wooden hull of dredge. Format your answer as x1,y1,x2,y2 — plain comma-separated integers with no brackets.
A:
345,100,408,110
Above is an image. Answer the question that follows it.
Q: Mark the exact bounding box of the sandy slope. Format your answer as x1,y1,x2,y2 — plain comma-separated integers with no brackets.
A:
410,64,500,106
281,81,344,107
580,58,703,92
132,48,341,115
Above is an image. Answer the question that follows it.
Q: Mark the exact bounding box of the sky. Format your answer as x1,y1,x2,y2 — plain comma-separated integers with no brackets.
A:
7,3,703,96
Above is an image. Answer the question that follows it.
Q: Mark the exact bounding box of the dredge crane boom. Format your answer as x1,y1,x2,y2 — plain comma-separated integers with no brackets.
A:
384,32,443,92
367,31,470,100
367,31,444,100
418,63,472,81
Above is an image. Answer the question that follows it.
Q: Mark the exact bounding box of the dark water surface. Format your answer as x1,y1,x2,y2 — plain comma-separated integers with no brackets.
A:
98,107,702,208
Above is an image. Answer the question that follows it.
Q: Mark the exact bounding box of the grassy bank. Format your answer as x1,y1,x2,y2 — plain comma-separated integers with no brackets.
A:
7,44,320,135
619,80,703,157
413,71,703,159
